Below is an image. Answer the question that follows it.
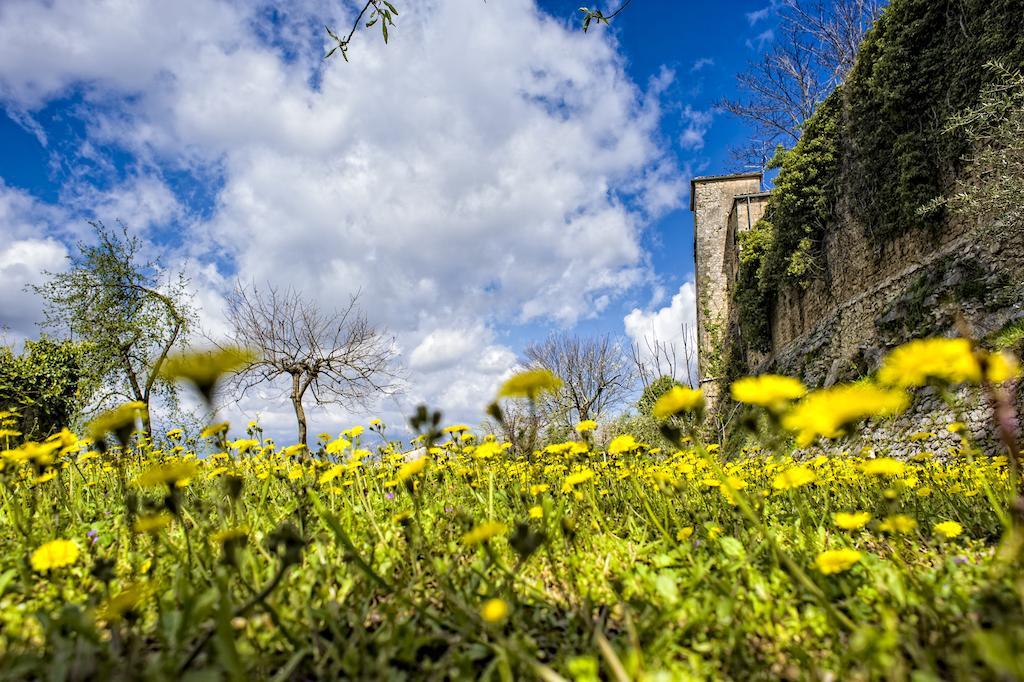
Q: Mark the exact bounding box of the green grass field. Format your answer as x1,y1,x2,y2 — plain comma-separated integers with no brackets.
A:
1,338,1023,680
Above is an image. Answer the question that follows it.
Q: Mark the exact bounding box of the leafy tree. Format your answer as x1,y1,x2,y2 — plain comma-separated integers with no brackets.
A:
32,222,194,439
0,337,94,441
324,0,400,61
636,374,680,417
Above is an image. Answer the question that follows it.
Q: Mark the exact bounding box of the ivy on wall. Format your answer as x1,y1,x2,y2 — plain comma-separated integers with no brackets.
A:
732,0,1024,360
844,0,1024,239
734,91,841,355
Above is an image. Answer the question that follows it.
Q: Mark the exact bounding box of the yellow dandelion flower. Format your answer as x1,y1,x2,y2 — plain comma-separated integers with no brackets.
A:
33,470,57,485
200,422,230,439
397,456,428,482
676,526,694,541
98,583,149,622
815,549,862,574
30,539,79,571
772,465,816,490
834,511,871,530
473,442,505,460
608,434,640,455
782,384,909,446
576,420,598,433
731,375,806,410
136,461,198,488
133,513,173,534
480,598,509,623
318,464,345,485
230,439,260,454
879,514,917,534
210,526,249,544
719,475,746,505
529,505,544,519
861,457,905,476
282,444,306,458
530,484,550,496
159,347,255,402
498,369,562,400
462,521,507,546
877,338,981,387
933,521,963,539
652,386,704,420
562,468,595,492
986,351,1020,383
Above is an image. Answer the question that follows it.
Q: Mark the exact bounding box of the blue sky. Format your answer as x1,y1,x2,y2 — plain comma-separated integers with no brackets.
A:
0,0,781,439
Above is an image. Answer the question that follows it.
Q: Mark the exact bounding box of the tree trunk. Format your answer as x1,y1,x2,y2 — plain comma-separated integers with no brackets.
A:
140,398,153,442
291,374,308,447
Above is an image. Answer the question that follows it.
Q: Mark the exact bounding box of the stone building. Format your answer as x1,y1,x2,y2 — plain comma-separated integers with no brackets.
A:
690,172,770,412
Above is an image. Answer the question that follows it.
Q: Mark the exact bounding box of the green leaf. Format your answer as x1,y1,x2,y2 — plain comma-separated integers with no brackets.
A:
719,536,746,561
0,569,16,599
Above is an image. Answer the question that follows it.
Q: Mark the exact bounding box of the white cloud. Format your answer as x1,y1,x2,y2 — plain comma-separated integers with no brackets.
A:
623,280,697,385
0,0,685,438
746,7,772,26
0,238,68,344
747,29,775,51
746,1,782,27
679,106,714,151
0,0,244,108
690,57,714,73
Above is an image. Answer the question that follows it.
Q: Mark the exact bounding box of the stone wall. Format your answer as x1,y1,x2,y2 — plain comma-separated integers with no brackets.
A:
691,173,762,411
756,206,1024,454
850,381,1024,458
761,209,1024,388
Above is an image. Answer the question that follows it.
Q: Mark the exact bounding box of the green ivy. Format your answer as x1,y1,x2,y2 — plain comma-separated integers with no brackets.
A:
844,0,1024,239
731,0,1024,358
733,91,841,354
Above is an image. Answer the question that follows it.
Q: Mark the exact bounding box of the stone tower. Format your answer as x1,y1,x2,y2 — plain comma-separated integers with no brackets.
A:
691,172,770,411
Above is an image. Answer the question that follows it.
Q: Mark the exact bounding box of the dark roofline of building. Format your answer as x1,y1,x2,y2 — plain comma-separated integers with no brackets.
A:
689,171,763,211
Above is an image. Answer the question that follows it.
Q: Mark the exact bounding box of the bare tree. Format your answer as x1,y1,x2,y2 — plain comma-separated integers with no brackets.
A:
630,322,697,390
223,283,401,446
780,0,883,83
722,0,884,169
523,332,634,428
